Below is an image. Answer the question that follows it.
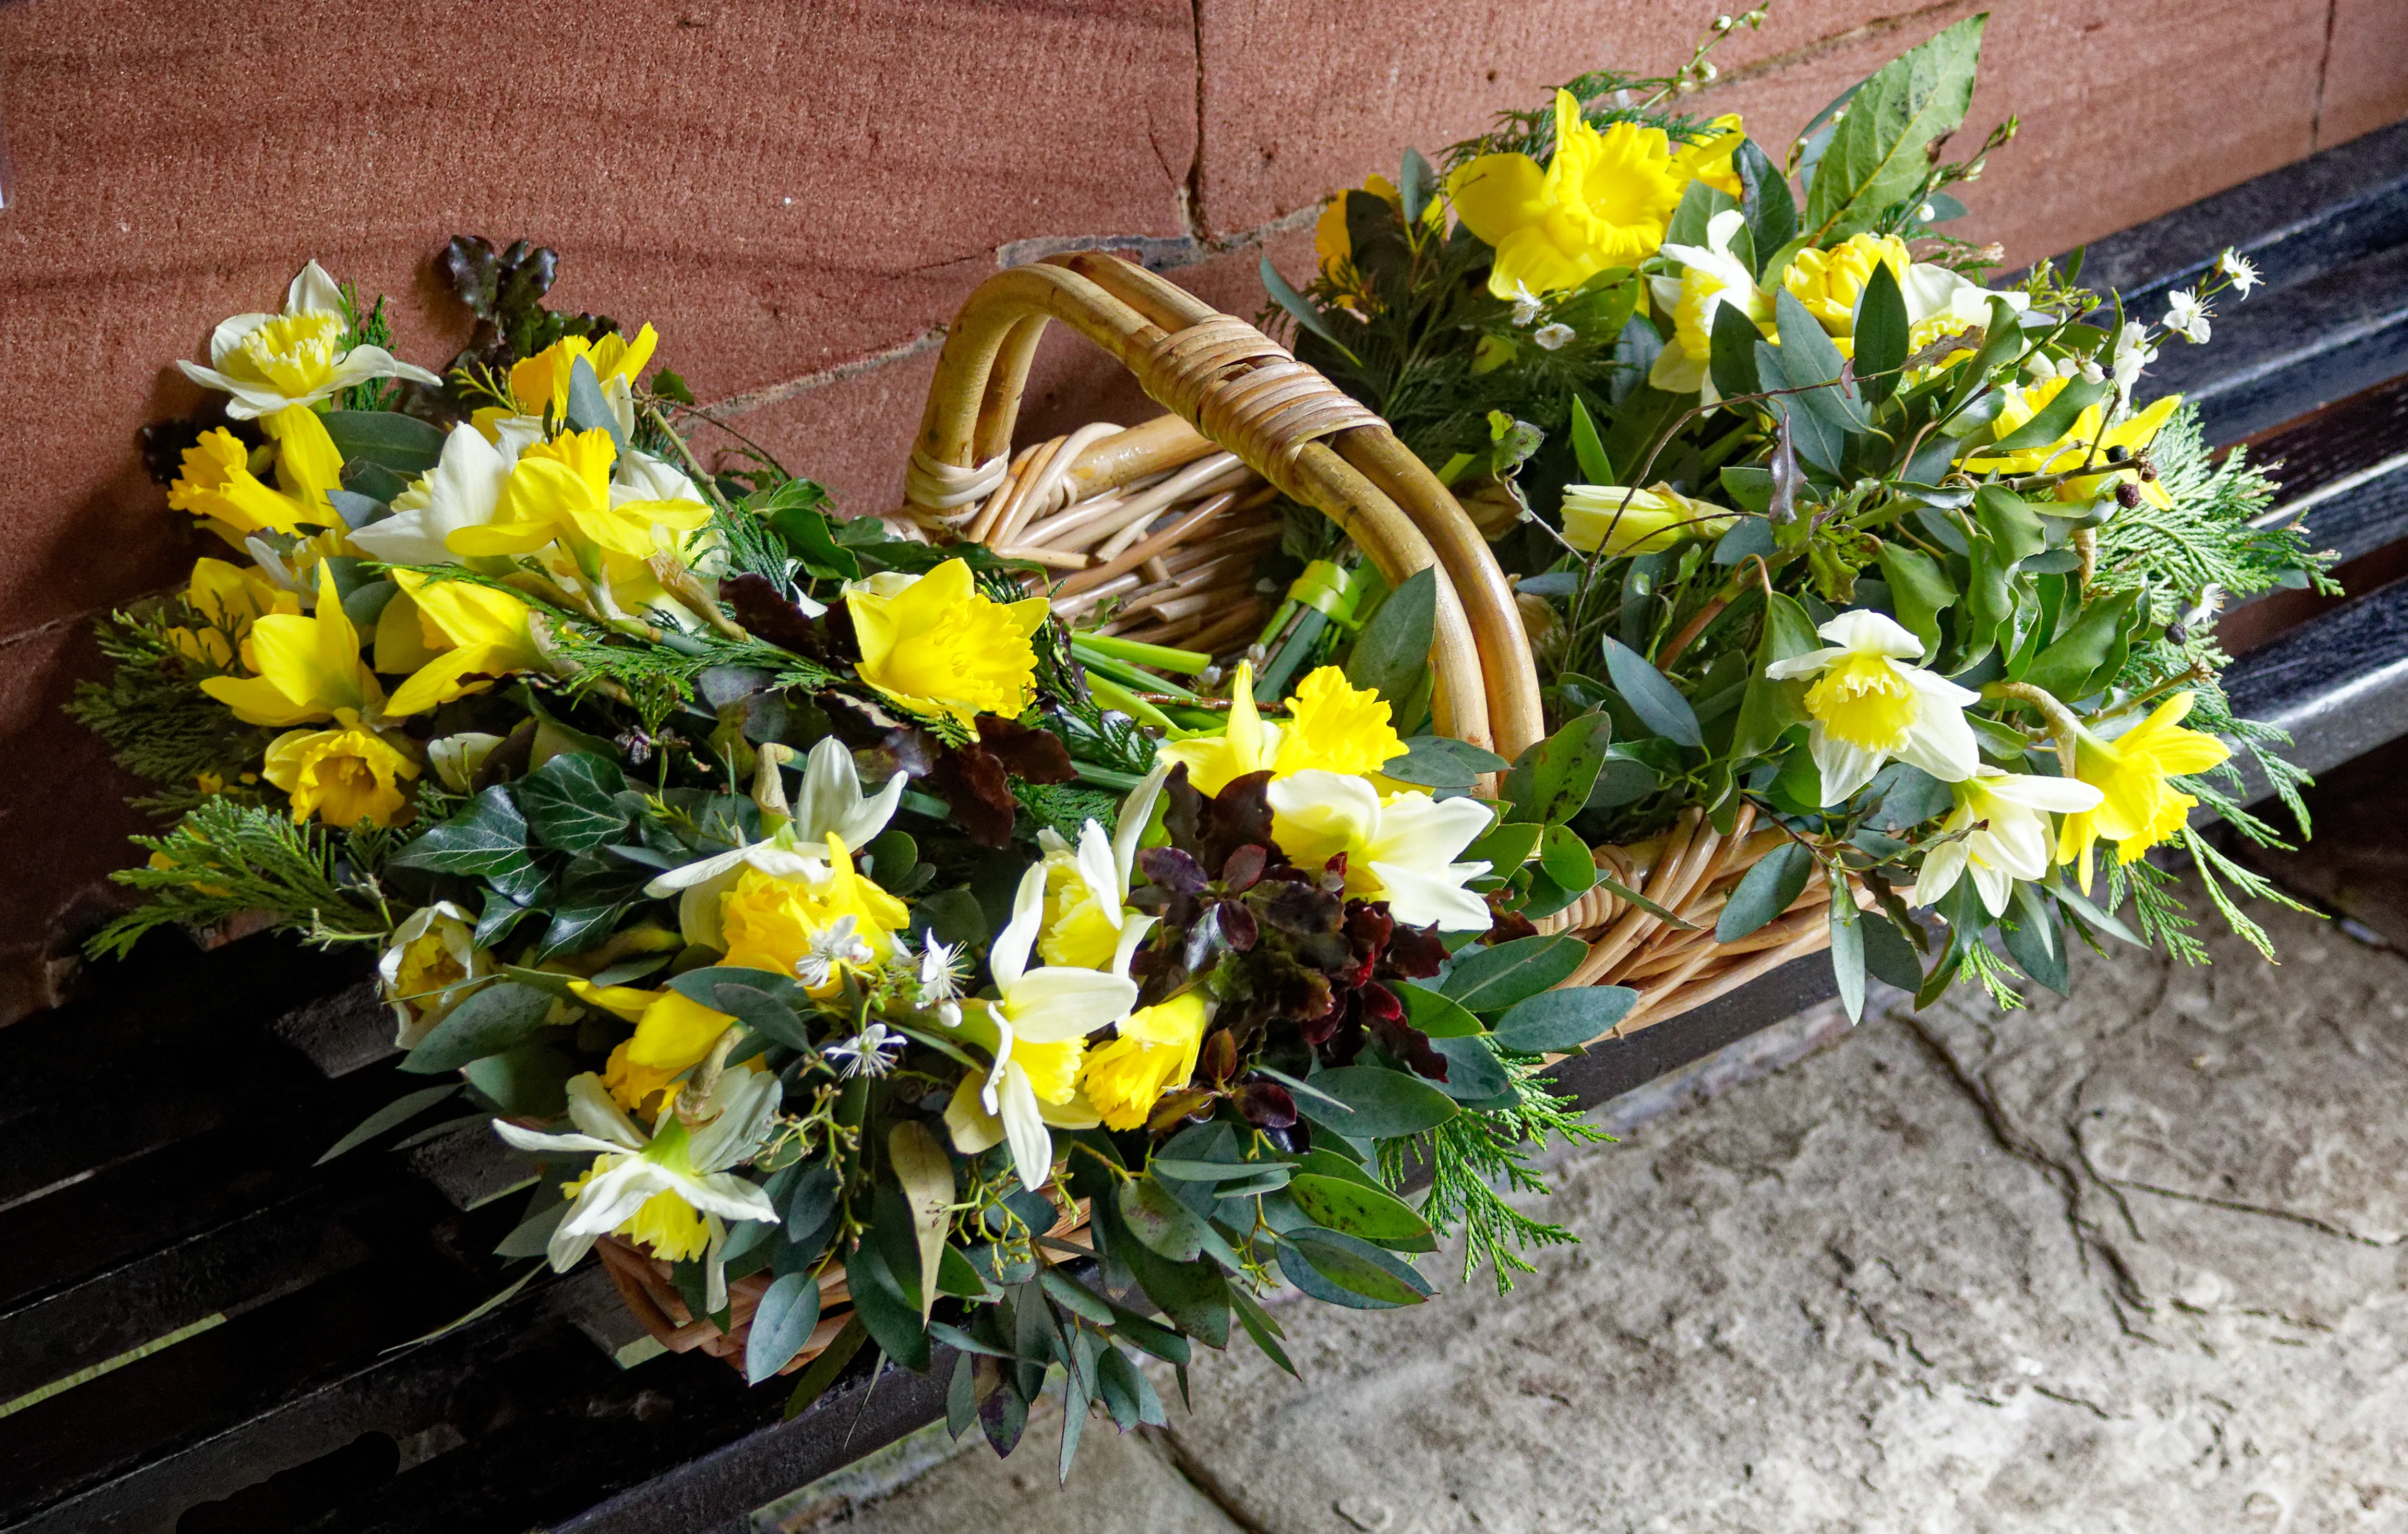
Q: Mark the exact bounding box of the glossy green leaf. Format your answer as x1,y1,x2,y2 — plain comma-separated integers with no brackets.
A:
1568,393,1614,484
1279,1228,1433,1308
1988,376,2113,454
843,1241,931,1374
1287,1173,1434,1243
1803,15,1985,243
516,752,631,853
324,410,447,475
1502,710,1614,825
1601,636,1703,748
1716,840,1816,942
1735,138,1798,273
1298,1065,1459,1138
1772,287,1867,430
2020,586,2140,702
1441,933,1587,1013
391,786,532,878
1538,823,1598,893
316,1083,459,1163
1853,260,1909,407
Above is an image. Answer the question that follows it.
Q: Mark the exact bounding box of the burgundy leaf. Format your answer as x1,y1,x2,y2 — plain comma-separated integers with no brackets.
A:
722,573,824,653
1200,1029,1239,1086
1255,879,1341,938
1382,921,1450,979
1161,764,1204,852
1372,1015,1451,1082
1234,1080,1298,1131
1319,853,1349,895
1214,898,1259,953
1219,843,1267,893
1203,772,1275,869
1358,980,1404,1026
925,743,1017,848
1482,907,1540,945
1139,846,1209,895
973,715,1075,785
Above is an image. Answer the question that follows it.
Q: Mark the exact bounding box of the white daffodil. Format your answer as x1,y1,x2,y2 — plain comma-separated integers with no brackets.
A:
2218,248,2262,297
177,260,441,418
1649,209,1771,398
1900,260,2030,336
377,901,488,1047
1916,768,2104,915
947,861,1148,1192
1263,771,1495,930
1764,609,1981,806
792,736,907,849
348,423,523,567
2163,289,2212,345
496,1068,779,1310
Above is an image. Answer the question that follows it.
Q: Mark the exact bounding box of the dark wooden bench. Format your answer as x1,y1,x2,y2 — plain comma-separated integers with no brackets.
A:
7,121,2408,1534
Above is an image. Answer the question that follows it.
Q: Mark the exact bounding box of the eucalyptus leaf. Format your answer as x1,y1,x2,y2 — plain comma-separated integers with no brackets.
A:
1394,980,1484,1039
324,410,447,475
1716,840,1816,942
1298,1066,1458,1138
1260,254,1360,364
1345,567,1439,709
1441,933,1587,1013
564,356,629,453
745,1271,824,1384
400,981,557,1073
1501,711,1614,825
1490,985,1637,1052
1601,636,1703,748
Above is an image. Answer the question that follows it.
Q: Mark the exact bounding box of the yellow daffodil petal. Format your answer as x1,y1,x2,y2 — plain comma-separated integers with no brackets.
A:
845,559,1048,732
1273,666,1404,778
263,403,346,515
261,723,417,828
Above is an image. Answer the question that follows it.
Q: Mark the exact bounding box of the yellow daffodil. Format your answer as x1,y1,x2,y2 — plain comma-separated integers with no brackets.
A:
1448,90,1683,298
446,428,712,565
1158,663,1406,796
200,564,384,727
1560,483,1733,556
177,260,440,417
1081,990,1210,1132
382,571,551,716
170,557,302,668
1762,610,1980,805
1647,209,1772,397
377,901,486,1047
1963,379,2183,508
2055,692,2231,891
1263,771,1495,930
845,559,1048,732
495,1068,778,1310
1033,766,1169,969
571,979,740,1112
167,429,328,544
262,718,418,828
508,325,660,424
1781,233,1911,355
718,838,911,994
1314,173,1444,305
1671,114,1746,197
1916,769,2103,916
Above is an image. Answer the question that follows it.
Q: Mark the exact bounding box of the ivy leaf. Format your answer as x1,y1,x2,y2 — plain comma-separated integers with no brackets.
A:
391,785,532,878
516,751,631,853
1803,15,1986,243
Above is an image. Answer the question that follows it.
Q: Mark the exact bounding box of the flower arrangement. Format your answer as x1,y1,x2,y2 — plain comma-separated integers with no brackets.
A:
71,10,2328,1476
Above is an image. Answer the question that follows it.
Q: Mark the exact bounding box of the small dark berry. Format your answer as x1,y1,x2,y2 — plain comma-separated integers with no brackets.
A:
2115,480,2141,508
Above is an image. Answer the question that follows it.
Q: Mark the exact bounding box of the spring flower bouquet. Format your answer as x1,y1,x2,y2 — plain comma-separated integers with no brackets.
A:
74,10,2328,1475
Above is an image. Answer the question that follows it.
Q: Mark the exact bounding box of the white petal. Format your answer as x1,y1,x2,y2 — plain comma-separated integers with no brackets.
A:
546,1217,603,1274
1896,697,1980,783
1648,344,1710,397
492,1122,626,1157
1369,791,1494,868
1817,609,1924,658
1113,760,1173,891
688,1066,782,1171
991,864,1047,988
1810,727,1886,806
1901,663,1982,709
1266,770,1381,842
996,1069,1055,1194
1971,860,2013,916
564,1072,649,1149
1110,914,1157,978
206,311,274,367
1972,816,2050,880
673,1168,778,1224
1918,840,1968,906
1073,820,1123,926
565,1161,665,1236
330,345,443,390
1003,967,1139,1042
1368,859,1494,931
287,259,344,316
1984,772,2102,813
1763,645,1848,681
703,1216,730,1313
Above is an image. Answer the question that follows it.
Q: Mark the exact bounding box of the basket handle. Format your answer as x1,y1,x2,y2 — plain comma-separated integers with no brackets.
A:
902,255,1537,758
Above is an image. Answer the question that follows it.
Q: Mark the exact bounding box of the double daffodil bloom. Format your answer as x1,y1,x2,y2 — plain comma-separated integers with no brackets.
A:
1157,662,1406,796
383,571,551,716
200,563,383,727
844,559,1049,733
177,260,440,417
1559,483,1733,556
261,718,417,828
348,423,523,568
1780,233,1912,352
1647,209,1771,397
170,557,302,668
1264,771,1495,930
1081,989,1211,1133
2055,692,2231,891
1448,90,1684,298
1917,768,2104,916
446,428,713,567
1763,610,1980,806
495,1068,779,1312
947,860,1149,1192
1964,378,2183,508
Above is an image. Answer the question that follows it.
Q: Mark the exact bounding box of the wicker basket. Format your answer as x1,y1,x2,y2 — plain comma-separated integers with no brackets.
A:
617,250,1864,1371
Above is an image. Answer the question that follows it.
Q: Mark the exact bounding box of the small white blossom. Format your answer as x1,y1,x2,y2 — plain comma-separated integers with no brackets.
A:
794,915,874,989
2112,320,2159,398
1713,13,1735,30
823,1023,904,1079
1532,322,1576,351
2218,248,2262,297
1507,282,1545,327
905,936,969,1026
2077,357,2106,386
2163,289,2212,345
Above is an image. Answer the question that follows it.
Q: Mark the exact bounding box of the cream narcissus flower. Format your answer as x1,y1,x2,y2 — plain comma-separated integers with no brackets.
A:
947,861,1148,1193
446,428,714,566
200,562,383,727
2055,692,2232,891
1448,90,1685,298
1916,769,2104,916
1264,771,1495,930
495,1068,778,1312
1158,662,1405,796
1963,378,2183,509
346,423,523,568
377,900,487,1047
1560,483,1733,556
1781,233,1910,355
1647,208,1771,397
262,719,417,828
382,571,552,716
169,557,301,668
1082,989,1211,1132
844,558,1049,733
1763,610,1981,806
177,260,440,417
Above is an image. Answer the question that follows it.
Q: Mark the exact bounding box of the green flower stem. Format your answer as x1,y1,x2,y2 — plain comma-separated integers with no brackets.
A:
1072,632,1213,675
1983,680,2082,776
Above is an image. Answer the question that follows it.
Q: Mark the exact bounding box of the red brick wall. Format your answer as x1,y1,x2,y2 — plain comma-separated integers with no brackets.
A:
0,0,2395,1020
